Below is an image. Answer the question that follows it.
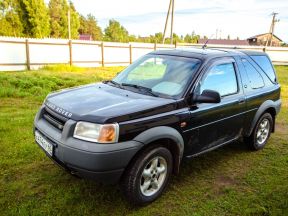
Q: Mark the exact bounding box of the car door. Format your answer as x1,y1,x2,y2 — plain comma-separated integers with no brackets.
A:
184,57,246,155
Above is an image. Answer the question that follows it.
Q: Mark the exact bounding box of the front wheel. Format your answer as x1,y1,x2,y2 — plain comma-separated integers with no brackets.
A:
121,146,173,205
245,113,273,150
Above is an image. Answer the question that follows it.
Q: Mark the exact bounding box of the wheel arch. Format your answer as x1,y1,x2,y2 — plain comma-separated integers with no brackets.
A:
247,100,280,136
131,126,184,175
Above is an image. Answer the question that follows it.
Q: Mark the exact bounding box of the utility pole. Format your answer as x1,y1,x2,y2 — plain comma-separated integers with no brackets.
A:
162,0,172,44
162,0,175,44
68,1,71,40
266,12,280,47
170,0,175,45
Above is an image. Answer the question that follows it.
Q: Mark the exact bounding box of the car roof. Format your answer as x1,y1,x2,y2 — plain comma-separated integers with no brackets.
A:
239,50,268,56
150,47,266,60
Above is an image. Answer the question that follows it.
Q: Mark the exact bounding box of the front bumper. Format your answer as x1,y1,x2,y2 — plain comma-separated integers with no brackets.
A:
34,106,144,184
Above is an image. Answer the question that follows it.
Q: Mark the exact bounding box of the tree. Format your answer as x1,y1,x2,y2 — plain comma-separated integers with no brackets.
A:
184,34,190,42
128,34,137,42
184,31,200,43
68,2,80,39
104,19,129,42
49,0,62,37
154,32,163,43
0,0,23,37
79,14,102,40
49,0,79,39
174,33,183,43
227,35,231,40
78,15,86,35
19,0,50,38
165,33,183,44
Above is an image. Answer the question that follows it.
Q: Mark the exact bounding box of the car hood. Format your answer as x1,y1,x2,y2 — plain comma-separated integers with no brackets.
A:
45,83,177,123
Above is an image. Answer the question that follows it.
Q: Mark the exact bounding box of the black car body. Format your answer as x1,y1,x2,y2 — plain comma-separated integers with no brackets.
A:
34,48,281,205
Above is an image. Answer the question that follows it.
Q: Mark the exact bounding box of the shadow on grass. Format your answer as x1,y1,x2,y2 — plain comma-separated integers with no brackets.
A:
48,140,250,209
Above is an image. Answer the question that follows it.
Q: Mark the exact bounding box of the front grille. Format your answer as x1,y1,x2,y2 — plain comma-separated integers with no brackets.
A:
43,107,68,131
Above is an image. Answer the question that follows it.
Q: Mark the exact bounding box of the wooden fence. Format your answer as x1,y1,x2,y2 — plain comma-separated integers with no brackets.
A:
0,36,287,71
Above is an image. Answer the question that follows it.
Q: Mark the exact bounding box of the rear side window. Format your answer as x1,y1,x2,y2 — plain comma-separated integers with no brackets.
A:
251,55,276,82
200,63,238,97
242,59,264,89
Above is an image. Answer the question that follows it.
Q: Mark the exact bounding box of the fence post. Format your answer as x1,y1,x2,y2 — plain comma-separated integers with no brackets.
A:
25,39,30,70
69,40,73,66
129,44,132,64
101,42,104,67
154,42,157,51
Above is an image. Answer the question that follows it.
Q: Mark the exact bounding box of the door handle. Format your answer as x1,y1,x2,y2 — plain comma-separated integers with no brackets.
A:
238,97,245,104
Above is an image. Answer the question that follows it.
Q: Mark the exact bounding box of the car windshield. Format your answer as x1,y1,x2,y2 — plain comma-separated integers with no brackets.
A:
113,55,201,99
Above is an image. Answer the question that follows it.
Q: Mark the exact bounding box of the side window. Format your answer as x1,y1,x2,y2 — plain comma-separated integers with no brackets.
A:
241,59,265,89
200,63,238,97
251,55,276,82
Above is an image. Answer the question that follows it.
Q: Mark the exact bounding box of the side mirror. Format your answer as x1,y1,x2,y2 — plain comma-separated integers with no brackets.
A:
193,89,221,103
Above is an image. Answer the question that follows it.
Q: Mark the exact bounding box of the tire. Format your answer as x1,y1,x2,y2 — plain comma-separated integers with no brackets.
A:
245,113,273,150
121,145,173,206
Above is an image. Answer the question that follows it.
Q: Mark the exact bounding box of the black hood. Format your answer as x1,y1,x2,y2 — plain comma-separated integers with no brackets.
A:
45,83,177,123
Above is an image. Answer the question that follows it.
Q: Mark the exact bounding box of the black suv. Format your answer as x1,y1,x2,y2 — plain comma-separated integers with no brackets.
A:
34,48,281,205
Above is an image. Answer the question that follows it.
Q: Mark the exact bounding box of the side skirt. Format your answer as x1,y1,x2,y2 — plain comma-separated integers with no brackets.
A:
185,136,240,159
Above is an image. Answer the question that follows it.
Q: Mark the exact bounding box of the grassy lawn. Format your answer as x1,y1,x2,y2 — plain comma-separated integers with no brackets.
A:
0,65,287,215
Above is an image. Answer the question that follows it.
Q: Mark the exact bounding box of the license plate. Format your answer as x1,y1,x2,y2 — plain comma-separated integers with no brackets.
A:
35,131,53,156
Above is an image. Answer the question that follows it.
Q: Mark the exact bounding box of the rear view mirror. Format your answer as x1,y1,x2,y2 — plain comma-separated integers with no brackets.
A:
193,89,221,104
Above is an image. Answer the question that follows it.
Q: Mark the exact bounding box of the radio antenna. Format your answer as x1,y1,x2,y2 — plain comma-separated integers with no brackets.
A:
202,39,209,49
202,34,214,49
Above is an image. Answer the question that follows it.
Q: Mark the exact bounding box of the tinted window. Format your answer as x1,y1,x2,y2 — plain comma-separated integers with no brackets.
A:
251,55,276,82
200,63,238,96
242,59,264,89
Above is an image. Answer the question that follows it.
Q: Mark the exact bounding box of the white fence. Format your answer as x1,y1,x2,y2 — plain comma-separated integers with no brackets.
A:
0,36,288,71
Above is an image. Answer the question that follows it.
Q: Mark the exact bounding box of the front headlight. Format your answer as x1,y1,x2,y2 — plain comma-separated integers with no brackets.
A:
73,122,119,143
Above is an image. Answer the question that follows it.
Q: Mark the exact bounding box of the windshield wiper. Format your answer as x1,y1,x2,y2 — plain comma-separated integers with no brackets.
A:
121,83,159,97
103,80,123,89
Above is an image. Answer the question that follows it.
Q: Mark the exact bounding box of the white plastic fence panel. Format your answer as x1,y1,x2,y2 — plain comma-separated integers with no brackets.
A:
103,42,130,66
0,38,26,71
0,37,288,71
72,42,102,67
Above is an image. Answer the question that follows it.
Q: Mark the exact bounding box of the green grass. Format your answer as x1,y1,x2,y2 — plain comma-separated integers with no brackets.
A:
0,66,287,215
0,65,124,102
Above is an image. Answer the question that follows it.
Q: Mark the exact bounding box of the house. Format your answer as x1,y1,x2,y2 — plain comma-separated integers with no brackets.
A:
79,34,92,41
247,33,283,46
197,39,249,46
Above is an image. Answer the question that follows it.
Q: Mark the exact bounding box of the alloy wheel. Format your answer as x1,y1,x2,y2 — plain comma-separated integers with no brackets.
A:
256,118,270,145
140,156,167,197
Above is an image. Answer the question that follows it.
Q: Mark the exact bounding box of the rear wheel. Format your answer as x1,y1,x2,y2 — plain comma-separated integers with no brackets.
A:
121,146,173,205
245,113,273,150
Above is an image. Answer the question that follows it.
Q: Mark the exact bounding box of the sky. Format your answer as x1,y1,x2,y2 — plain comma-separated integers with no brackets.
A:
55,0,288,42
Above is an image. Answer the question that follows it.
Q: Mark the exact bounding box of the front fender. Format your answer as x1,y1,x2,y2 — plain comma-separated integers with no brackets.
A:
133,126,184,160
